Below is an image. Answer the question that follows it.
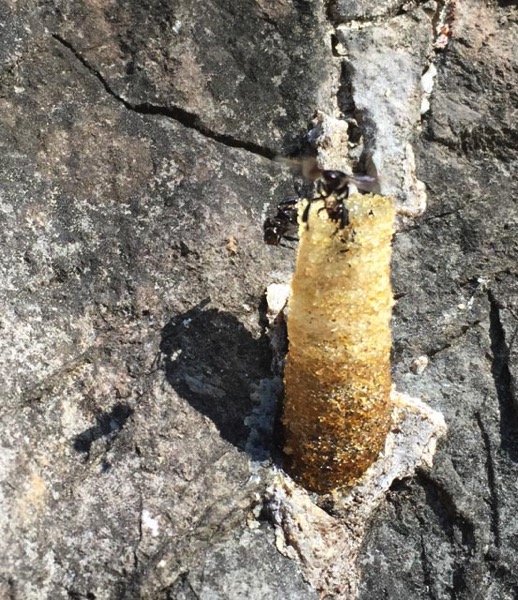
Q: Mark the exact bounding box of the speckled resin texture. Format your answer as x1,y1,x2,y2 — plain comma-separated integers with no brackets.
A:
282,193,396,493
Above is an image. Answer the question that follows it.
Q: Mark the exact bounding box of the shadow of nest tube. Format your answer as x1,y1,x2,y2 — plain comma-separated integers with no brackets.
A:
159,300,273,454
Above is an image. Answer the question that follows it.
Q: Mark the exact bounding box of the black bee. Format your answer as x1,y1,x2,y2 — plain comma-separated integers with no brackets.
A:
302,169,352,229
263,197,299,246
264,158,376,246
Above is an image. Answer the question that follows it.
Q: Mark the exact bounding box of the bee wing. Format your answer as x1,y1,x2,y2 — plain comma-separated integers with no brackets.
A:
274,156,322,181
275,155,380,193
348,175,379,193
278,196,299,207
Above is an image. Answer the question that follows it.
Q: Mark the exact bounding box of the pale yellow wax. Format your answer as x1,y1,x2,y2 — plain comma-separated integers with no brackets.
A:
282,193,396,493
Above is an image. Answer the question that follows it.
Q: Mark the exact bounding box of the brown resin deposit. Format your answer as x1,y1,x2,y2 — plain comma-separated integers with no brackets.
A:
282,194,396,493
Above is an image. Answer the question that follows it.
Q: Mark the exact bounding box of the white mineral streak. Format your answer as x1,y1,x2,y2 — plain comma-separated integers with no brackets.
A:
421,63,438,114
265,283,290,320
308,111,352,173
399,143,428,222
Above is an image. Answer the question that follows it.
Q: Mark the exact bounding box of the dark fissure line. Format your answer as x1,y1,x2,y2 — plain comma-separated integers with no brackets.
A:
427,322,480,358
52,34,277,161
488,290,518,461
419,533,439,600
475,410,501,548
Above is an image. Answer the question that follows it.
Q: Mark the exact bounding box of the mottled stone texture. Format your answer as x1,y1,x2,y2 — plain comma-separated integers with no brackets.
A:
45,0,335,152
0,0,517,598
330,0,407,22
359,3,518,600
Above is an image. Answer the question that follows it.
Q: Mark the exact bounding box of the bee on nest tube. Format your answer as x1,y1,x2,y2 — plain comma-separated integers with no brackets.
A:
265,157,395,494
263,157,377,246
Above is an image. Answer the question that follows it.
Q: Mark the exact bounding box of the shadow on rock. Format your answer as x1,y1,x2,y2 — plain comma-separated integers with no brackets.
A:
160,300,273,453
73,403,134,457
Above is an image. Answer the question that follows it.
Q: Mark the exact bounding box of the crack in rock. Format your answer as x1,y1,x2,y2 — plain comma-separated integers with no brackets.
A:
52,34,277,161
488,290,518,461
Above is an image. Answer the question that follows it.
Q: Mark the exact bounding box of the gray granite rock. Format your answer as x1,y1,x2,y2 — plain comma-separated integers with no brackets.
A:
1,0,517,598
46,0,335,152
359,2,518,598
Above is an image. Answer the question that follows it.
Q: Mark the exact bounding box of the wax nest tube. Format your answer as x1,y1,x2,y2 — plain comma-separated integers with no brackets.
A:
282,194,396,493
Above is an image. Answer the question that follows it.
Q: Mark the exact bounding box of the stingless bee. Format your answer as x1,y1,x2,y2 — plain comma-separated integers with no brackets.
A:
263,197,299,246
263,157,377,246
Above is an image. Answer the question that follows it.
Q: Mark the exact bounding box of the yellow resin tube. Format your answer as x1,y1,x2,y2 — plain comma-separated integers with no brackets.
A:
282,194,396,493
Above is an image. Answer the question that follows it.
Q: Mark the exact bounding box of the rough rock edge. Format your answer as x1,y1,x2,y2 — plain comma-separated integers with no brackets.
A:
308,110,352,173
266,393,447,599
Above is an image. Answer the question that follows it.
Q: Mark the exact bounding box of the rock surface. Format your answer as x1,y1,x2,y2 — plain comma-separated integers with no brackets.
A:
0,0,517,599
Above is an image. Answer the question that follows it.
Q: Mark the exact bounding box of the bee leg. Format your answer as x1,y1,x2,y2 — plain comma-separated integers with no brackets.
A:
315,180,326,197
301,200,312,227
278,196,298,207
339,205,350,228
279,235,299,249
